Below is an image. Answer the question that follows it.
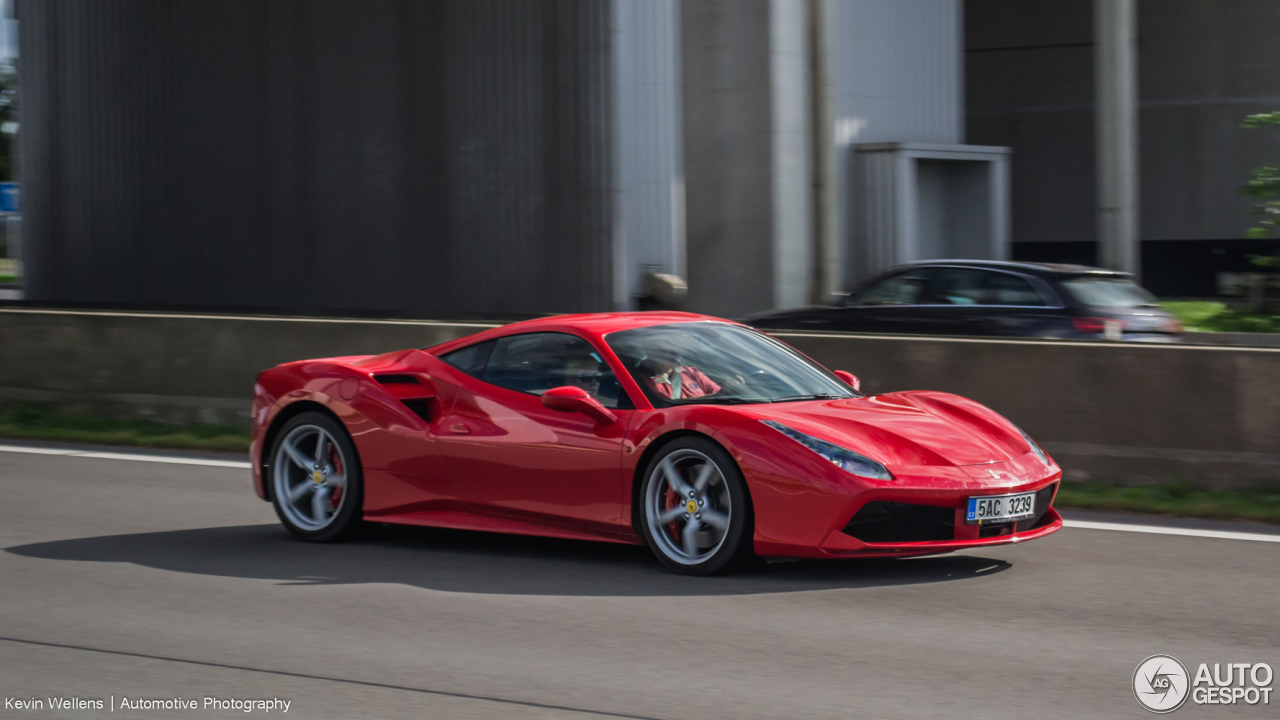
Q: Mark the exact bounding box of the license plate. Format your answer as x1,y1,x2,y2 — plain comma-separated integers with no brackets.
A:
966,491,1036,525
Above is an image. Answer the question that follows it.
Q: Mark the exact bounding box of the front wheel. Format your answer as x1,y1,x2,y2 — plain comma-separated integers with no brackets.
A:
638,437,754,575
269,411,364,542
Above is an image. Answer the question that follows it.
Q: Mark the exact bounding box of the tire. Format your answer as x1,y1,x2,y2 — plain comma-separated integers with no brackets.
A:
637,436,754,576
268,411,364,542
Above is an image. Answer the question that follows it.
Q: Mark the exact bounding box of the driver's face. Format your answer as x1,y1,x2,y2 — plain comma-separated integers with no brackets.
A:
647,350,679,373
566,363,602,393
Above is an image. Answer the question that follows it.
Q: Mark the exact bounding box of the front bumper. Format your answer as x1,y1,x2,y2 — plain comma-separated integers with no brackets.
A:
750,458,1063,559
818,505,1062,558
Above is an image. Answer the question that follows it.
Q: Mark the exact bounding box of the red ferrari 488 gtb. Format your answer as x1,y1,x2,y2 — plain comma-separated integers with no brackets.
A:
251,312,1061,575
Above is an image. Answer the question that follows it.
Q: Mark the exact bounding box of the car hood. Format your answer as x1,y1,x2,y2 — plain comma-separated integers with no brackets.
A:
739,391,1037,468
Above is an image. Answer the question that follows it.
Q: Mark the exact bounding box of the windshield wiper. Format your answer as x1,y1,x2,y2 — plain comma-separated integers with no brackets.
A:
667,396,771,406
771,393,844,403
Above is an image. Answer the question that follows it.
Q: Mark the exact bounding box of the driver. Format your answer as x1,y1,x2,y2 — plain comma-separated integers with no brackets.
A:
563,357,605,401
642,348,721,400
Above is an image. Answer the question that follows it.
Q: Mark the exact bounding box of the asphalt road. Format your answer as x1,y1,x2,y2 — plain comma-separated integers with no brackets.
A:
1,444,1277,719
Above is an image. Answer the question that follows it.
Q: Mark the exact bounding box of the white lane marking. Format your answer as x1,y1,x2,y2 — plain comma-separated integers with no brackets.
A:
1064,519,1280,544
0,444,251,469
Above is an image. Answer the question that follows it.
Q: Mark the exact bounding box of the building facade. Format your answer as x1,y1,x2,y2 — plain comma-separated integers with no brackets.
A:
16,0,1278,316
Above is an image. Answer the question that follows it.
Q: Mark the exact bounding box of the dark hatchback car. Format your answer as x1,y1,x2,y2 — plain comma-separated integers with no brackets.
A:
748,260,1183,341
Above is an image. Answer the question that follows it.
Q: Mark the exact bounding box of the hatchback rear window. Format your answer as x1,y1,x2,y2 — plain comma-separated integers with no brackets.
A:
1059,277,1160,308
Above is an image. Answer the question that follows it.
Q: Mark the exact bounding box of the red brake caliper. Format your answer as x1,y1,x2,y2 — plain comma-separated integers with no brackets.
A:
664,484,680,543
329,448,344,507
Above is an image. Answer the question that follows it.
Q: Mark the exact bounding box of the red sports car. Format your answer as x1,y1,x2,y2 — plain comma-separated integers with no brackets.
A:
250,312,1062,575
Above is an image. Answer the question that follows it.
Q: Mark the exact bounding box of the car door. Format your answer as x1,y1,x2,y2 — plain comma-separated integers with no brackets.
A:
434,332,635,536
828,267,936,333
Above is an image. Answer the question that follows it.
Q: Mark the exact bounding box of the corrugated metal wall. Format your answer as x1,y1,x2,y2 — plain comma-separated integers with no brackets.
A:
850,148,901,275
20,0,616,317
831,0,962,285
832,0,962,146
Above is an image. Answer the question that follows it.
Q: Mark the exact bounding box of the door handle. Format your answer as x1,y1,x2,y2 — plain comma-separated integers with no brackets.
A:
449,423,470,435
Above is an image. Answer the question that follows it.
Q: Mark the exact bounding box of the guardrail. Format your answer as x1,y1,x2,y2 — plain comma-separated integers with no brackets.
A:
1,308,1277,487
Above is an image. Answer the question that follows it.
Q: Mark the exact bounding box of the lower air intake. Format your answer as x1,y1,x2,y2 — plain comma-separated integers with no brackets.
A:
843,502,955,543
1014,483,1058,533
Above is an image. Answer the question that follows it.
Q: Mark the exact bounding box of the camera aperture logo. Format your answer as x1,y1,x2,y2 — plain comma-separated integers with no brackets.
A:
1134,655,1189,713
1133,655,1274,713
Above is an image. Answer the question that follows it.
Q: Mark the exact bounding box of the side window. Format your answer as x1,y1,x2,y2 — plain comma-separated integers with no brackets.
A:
482,332,633,409
849,269,932,306
440,339,495,378
985,273,1046,306
924,268,988,305
924,269,1047,306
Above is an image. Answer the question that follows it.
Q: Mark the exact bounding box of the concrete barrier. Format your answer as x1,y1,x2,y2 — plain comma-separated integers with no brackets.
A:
0,309,496,426
2,308,1277,487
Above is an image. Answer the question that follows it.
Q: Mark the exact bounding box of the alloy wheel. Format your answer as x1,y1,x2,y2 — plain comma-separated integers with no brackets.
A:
272,424,348,532
644,449,732,566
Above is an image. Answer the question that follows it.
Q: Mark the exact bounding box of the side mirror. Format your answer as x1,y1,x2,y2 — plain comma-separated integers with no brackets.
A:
833,370,860,392
541,386,618,425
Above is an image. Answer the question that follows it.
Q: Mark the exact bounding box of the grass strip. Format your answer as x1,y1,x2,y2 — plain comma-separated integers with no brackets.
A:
0,404,249,453
1056,481,1280,525
1163,300,1280,333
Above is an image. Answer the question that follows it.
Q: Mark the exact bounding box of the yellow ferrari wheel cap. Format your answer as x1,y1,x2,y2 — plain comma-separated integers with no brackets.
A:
685,500,698,513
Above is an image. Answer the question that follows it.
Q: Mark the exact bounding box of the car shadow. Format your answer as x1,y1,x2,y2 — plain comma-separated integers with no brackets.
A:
6,523,1011,596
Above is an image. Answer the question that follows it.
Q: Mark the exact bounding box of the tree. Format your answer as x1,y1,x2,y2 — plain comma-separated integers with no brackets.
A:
1243,111,1280,267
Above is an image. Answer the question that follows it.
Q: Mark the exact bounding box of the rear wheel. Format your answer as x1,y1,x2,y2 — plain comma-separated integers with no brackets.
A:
269,412,363,542
638,437,754,575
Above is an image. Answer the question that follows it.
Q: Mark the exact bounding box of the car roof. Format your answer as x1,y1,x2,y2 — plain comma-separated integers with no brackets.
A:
425,311,737,355
899,259,1132,278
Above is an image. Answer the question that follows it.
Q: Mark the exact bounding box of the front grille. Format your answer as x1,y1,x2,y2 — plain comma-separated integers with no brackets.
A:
843,502,955,543
1014,483,1058,532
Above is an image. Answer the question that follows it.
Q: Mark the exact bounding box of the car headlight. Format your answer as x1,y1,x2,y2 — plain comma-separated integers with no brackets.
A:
1014,425,1050,466
762,421,893,480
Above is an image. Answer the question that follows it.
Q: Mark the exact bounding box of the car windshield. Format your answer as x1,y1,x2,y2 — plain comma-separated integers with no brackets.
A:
1060,276,1161,308
605,322,857,407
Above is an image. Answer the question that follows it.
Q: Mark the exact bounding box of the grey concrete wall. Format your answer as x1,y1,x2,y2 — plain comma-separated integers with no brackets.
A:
681,0,777,318
966,0,1280,245
2,309,1277,487
680,0,818,317
0,309,496,426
